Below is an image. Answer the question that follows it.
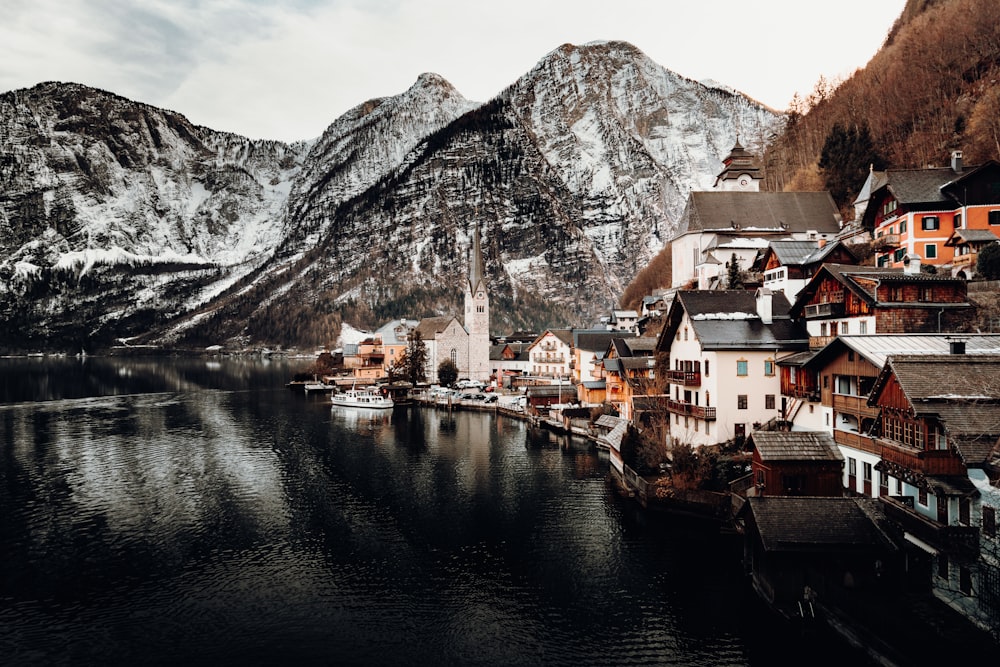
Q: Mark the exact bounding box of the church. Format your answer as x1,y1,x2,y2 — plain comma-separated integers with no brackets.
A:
415,224,491,384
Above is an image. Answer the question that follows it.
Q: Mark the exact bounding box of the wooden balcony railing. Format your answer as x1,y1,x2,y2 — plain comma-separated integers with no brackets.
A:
832,393,880,419
786,385,820,400
834,429,881,457
666,399,717,420
879,439,967,476
804,302,846,318
665,369,702,387
880,495,979,558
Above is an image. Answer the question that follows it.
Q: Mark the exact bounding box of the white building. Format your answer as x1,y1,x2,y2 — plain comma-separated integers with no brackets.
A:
655,289,810,448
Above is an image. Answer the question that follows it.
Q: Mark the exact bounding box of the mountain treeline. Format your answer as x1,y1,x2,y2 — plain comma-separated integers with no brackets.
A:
764,0,1000,213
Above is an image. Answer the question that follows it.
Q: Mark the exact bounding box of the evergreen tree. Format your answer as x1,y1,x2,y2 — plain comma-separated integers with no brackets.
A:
818,123,887,211
978,242,1000,280
437,359,459,387
726,253,743,289
403,330,428,385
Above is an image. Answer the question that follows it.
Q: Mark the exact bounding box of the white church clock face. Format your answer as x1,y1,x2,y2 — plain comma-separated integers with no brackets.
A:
738,175,750,188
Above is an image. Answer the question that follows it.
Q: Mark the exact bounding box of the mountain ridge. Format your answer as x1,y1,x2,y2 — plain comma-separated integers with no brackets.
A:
0,42,781,352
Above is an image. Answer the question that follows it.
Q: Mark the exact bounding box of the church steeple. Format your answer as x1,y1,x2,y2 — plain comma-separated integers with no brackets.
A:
469,222,486,296
714,138,763,191
464,222,490,382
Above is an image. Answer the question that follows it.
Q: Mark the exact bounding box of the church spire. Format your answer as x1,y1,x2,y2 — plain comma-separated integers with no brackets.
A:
469,222,486,295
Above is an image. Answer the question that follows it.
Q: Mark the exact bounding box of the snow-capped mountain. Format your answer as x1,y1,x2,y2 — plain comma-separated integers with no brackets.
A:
0,42,781,351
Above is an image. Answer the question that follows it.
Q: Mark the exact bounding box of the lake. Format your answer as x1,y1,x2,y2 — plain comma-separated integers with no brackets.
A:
0,356,862,666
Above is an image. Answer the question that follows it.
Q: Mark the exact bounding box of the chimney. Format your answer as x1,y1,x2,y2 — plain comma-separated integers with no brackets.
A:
903,253,922,274
756,288,773,324
952,150,963,173
949,339,967,355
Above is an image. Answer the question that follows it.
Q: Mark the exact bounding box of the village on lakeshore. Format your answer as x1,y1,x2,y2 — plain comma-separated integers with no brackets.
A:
283,142,1000,658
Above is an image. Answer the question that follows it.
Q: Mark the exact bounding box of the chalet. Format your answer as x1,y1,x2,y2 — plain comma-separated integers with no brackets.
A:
751,239,859,302
741,496,901,617
669,141,842,289
944,228,1000,280
861,153,1000,270
791,335,1000,498
572,329,622,385
867,354,1000,632
600,336,658,421
747,431,844,497
655,289,810,448
789,263,976,347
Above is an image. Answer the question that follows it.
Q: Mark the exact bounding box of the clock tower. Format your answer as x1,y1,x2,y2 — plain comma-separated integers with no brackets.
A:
713,138,762,191
464,223,491,383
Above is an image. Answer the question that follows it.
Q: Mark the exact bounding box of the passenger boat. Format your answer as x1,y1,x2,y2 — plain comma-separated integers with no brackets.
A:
331,385,395,409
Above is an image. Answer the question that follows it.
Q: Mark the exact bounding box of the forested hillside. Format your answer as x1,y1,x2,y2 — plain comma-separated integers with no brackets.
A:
764,0,1000,213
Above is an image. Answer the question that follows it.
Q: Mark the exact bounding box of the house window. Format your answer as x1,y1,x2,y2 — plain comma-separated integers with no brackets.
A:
764,360,774,376
882,199,897,216
989,210,1000,225
704,360,710,376
919,287,933,302
450,348,457,364
737,360,748,376
765,394,775,410
921,216,939,231
820,322,828,336
900,219,907,233
859,321,868,334
893,248,905,262
954,214,962,229
863,462,872,482
848,457,856,477
959,567,973,596
683,327,688,341
879,473,889,496
984,506,997,537
918,487,928,506
705,421,710,436
925,244,937,260
737,395,748,409
840,321,849,335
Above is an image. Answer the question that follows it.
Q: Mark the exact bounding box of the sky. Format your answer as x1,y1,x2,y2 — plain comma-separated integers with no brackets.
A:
2,0,909,142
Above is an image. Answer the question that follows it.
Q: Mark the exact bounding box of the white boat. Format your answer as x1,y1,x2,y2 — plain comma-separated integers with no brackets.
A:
331,386,395,409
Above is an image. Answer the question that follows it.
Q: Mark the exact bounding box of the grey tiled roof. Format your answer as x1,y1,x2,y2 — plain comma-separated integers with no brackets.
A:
750,431,844,462
748,497,895,551
676,191,842,235
884,167,956,205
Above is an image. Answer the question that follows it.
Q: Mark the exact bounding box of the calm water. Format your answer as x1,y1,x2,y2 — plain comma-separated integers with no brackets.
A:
0,356,860,666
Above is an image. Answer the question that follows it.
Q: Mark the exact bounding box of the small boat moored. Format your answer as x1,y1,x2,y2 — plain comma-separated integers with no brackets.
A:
331,385,395,409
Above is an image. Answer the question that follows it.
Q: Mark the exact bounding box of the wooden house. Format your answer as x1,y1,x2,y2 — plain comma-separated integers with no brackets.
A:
789,264,976,347
866,353,1000,632
747,431,844,497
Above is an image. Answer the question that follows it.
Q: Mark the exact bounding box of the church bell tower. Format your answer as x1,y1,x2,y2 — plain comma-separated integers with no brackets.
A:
465,223,490,382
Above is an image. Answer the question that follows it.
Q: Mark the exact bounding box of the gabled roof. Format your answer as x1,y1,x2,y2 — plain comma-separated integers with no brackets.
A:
609,336,657,358
750,431,844,462
529,328,574,348
415,316,461,339
674,191,842,237
861,161,1000,228
945,228,1000,246
755,239,858,271
747,497,897,552
657,290,809,353
806,334,1000,371
375,318,420,345
573,329,619,353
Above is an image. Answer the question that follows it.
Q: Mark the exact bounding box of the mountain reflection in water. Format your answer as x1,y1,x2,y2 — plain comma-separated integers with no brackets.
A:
0,357,861,666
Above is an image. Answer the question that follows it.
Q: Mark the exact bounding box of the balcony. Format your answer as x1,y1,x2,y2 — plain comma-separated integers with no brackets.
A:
834,429,881,457
873,233,901,250
879,439,967,476
880,495,979,558
665,369,702,387
951,252,977,269
803,301,845,318
832,393,880,419
787,385,820,401
666,399,716,420
534,354,566,364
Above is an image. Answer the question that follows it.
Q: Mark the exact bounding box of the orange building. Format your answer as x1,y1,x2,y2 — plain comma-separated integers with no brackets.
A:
861,153,1000,273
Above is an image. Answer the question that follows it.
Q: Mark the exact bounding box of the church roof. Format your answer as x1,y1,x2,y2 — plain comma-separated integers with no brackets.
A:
468,223,486,295
675,191,843,237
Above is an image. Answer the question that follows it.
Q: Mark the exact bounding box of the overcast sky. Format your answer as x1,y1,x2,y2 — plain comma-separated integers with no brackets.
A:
2,0,908,142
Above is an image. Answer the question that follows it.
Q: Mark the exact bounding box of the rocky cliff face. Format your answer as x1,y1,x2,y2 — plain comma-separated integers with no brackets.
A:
0,42,781,351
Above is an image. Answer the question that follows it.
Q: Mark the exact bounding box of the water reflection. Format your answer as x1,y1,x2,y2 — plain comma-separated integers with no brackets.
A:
0,357,861,666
